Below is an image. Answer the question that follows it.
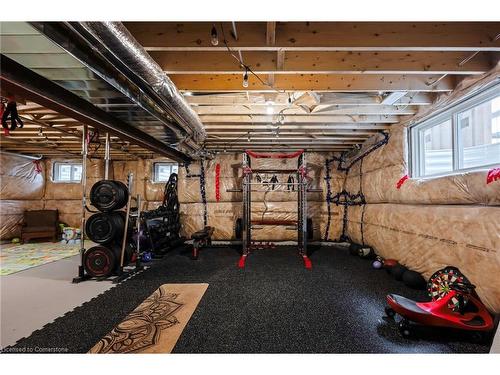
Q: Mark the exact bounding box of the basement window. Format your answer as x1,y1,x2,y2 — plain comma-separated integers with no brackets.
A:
410,84,500,178
153,162,179,183
53,162,83,183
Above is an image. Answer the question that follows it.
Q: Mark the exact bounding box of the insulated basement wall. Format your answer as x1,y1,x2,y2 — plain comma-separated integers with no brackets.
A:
0,154,106,239
341,125,500,313
177,152,345,241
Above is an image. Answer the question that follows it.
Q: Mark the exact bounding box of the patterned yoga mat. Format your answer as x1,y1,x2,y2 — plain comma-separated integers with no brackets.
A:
89,283,209,354
0,241,91,276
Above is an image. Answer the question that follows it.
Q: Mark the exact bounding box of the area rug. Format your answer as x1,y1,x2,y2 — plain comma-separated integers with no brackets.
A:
89,283,209,354
0,241,90,276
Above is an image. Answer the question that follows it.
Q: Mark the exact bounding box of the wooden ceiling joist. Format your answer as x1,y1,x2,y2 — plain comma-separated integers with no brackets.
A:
125,22,500,52
170,73,455,92
193,105,416,115
185,92,434,106
204,124,390,130
201,114,399,124
155,51,496,75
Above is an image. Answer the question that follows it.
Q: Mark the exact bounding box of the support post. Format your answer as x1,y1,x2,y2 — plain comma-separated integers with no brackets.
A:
298,153,311,268
239,152,251,268
73,125,88,282
119,172,134,270
104,132,110,179
135,194,143,269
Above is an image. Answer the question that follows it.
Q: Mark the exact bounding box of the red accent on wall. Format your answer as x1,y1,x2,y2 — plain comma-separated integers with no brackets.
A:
396,174,409,189
486,168,500,184
215,163,221,202
245,149,304,159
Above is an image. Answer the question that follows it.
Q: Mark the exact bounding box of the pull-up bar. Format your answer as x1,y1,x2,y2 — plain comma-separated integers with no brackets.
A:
245,149,304,159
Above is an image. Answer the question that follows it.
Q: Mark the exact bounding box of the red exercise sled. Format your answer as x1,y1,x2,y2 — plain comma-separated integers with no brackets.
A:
385,267,494,339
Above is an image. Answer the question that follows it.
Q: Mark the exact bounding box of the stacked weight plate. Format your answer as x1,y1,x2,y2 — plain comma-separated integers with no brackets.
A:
84,180,132,277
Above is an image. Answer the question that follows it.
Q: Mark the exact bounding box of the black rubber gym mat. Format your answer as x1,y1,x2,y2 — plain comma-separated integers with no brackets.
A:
3,245,493,353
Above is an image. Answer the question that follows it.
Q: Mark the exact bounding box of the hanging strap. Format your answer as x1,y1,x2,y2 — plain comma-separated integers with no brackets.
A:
215,163,221,202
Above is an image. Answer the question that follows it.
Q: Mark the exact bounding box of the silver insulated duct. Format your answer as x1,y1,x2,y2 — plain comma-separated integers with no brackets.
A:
78,22,206,155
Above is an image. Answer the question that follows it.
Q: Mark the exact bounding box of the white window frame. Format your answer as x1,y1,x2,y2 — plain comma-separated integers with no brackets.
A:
410,83,500,178
152,162,178,183
52,161,83,183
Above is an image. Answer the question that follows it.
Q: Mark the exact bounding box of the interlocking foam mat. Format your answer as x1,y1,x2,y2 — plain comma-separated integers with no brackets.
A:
0,242,91,276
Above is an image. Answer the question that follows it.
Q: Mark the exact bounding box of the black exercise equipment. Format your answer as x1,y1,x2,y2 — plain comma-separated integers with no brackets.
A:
140,173,184,256
349,243,361,256
83,246,116,278
191,226,215,260
236,150,314,269
390,264,408,281
1,100,24,132
402,270,427,290
90,180,129,212
85,211,125,244
358,246,375,259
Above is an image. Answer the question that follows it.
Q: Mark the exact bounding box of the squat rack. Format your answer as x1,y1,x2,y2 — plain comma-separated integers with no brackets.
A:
238,149,314,269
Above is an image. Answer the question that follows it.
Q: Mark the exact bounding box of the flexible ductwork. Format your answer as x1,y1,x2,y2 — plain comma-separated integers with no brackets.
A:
75,22,206,156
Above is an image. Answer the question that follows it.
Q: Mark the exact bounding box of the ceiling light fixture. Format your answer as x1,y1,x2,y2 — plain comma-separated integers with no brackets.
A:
210,24,219,46
242,69,249,88
265,100,274,115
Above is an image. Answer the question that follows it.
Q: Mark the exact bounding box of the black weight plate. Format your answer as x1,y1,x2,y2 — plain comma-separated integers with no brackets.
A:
85,212,124,244
84,246,116,278
90,180,128,212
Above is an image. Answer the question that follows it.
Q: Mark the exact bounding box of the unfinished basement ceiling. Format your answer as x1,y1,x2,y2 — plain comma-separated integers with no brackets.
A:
125,22,500,152
1,22,499,156
0,22,187,160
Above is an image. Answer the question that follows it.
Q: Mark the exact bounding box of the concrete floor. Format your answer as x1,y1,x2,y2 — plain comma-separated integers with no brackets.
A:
0,254,115,348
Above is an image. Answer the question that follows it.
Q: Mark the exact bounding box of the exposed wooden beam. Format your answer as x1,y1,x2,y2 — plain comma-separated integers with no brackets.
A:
200,114,399,124
185,92,434,106
171,74,455,92
194,105,416,115
207,147,352,152
206,142,363,148
0,136,80,157
207,137,369,142
125,22,500,51
154,51,496,75
206,130,381,135
266,22,276,46
266,22,277,88
205,124,390,130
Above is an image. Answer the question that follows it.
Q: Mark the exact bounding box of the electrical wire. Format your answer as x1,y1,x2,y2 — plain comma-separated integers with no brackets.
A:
219,23,285,93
